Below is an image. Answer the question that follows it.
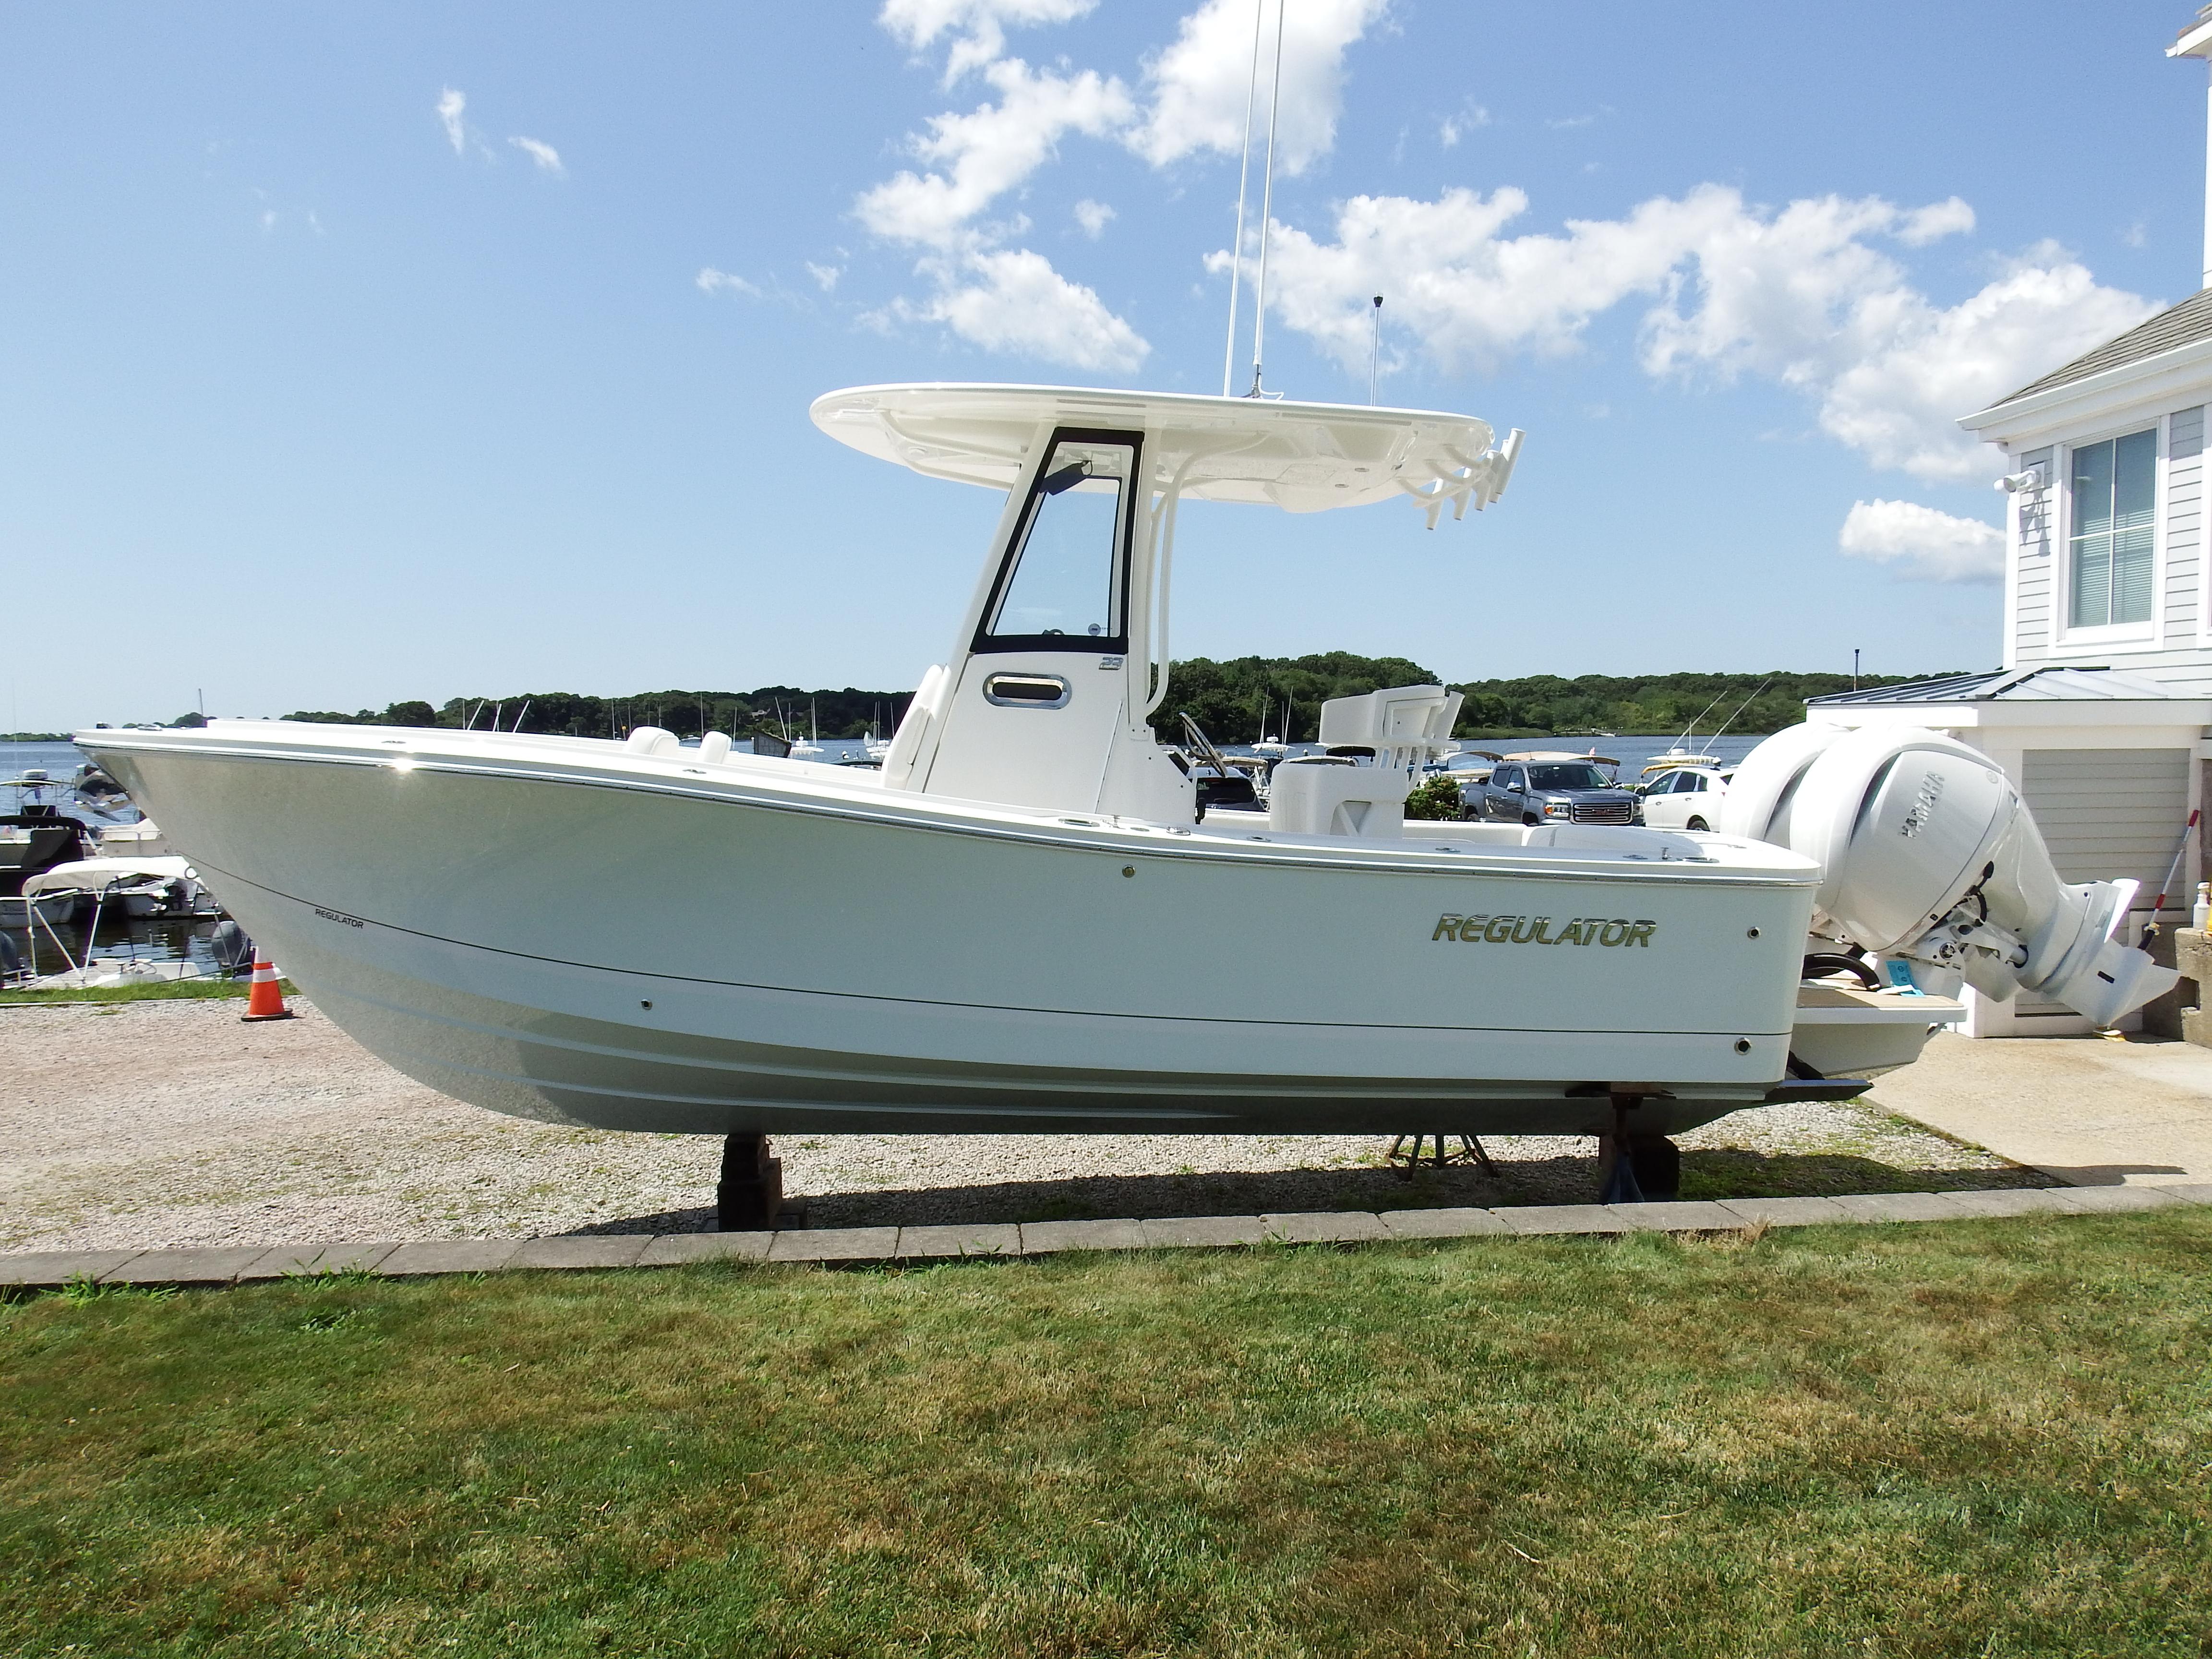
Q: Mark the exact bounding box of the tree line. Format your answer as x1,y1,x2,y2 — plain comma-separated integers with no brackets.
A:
270,657,1969,745
282,686,913,742
1150,656,1971,742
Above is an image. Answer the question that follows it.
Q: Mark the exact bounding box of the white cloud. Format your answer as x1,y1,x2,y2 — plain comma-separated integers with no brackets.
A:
879,0,1097,83
1438,103,1489,149
805,261,842,291
1897,196,1973,246
1816,252,2154,479
1131,0,1388,175
857,58,1135,248
437,87,467,154
1073,198,1115,238
892,248,1148,371
508,136,564,175
1839,499,2004,583
696,267,762,298
1250,184,2157,480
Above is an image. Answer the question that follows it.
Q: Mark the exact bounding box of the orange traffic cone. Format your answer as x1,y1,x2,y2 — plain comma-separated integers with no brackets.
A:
240,954,296,1023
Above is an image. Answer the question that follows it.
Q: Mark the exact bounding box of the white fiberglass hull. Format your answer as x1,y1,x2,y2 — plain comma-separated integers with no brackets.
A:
84,724,1829,1138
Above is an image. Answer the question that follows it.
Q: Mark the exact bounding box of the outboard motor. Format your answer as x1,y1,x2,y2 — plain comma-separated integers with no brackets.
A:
1721,723,2178,1029
210,919,255,978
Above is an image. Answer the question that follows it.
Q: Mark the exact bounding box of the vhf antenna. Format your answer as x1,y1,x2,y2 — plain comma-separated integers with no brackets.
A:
1369,294,1382,404
1246,0,1286,397
1220,0,1265,397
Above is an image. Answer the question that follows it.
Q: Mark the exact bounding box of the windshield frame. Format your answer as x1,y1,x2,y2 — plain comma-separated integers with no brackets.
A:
972,426,1141,657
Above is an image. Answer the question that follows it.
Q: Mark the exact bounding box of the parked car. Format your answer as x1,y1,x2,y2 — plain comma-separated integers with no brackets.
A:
1638,765,1732,831
1466,755,1641,826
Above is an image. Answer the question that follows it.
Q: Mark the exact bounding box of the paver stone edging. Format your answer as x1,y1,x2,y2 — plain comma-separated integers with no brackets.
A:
2,1183,2207,1292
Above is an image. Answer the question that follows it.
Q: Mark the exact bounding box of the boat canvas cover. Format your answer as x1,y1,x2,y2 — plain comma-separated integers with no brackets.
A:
810,383,1520,518
22,855,194,897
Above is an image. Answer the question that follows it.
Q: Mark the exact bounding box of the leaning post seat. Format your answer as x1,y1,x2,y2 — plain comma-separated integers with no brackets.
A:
1315,685,1464,775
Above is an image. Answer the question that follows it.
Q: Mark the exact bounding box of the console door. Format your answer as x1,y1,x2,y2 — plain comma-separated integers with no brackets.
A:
919,430,1140,812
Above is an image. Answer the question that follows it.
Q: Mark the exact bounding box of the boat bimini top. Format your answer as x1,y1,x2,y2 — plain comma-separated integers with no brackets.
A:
811,384,1525,825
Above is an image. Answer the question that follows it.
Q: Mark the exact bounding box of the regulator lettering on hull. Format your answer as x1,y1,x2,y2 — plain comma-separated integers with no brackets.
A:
1431,914,1656,947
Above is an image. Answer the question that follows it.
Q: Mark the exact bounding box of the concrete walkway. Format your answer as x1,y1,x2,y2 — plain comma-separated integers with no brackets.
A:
1868,1031,2212,1187
2,1182,2204,1293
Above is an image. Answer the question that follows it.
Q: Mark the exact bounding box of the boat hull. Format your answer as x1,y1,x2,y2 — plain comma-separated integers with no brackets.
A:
86,727,1825,1137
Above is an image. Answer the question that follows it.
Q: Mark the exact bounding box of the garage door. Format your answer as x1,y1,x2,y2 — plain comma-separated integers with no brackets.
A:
2014,747,2189,1019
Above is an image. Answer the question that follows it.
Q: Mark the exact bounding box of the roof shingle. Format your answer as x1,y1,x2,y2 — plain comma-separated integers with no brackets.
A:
1980,288,2212,411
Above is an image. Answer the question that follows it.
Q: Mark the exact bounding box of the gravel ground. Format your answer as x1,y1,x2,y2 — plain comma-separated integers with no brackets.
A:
0,999,2037,1252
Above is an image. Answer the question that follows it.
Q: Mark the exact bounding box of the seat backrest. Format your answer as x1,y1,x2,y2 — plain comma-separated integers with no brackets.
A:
1316,685,1463,773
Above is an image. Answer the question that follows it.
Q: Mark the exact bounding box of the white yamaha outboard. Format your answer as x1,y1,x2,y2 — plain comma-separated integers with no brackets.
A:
1721,724,2178,1029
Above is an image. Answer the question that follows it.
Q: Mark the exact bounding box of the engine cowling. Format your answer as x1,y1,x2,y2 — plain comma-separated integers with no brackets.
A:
1720,723,2177,1028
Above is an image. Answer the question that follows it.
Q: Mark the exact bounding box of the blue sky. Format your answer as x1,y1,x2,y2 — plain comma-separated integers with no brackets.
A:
3,0,2205,732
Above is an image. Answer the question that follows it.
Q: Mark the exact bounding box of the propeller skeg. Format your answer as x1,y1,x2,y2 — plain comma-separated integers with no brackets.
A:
1722,722,2180,1028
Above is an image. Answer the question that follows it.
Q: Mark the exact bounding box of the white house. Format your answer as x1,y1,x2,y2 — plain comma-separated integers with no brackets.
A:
1801,11,2212,1036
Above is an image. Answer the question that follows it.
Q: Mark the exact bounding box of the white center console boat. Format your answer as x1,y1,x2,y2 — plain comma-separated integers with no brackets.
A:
76,385,2175,1191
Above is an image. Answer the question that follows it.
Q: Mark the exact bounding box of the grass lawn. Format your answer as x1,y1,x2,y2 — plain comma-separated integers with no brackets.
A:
4,1216,2211,1657
0,976,291,1005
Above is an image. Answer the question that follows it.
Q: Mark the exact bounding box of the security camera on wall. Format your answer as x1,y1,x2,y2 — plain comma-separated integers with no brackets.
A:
1996,469,2045,493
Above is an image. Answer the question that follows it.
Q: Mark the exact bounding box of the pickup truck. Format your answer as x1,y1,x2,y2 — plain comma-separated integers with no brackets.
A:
1462,753,1642,826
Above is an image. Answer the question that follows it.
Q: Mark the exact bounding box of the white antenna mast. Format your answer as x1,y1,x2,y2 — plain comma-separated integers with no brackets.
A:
1368,294,1382,404
1246,0,1286,397
1221,0,1265,397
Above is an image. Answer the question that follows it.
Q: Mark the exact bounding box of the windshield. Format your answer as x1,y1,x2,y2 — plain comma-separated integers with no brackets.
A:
1526,764,1612,791
979,433,1133,651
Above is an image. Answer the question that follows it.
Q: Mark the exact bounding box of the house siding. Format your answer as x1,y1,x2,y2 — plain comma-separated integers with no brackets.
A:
2012,746,2191,1018
2013,445,2053,666
2168,406,2203,646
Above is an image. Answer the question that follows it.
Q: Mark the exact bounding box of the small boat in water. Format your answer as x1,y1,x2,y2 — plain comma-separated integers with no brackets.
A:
79,383,2173,1168
0,813,95,929
21,856,215,920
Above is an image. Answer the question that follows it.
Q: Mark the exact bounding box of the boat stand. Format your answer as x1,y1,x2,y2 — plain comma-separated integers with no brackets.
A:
717,1133,786,1230
1386,1133,1499,1180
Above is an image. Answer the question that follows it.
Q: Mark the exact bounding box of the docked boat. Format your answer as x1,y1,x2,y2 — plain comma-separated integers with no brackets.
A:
0,813,95,930
20,856,214,920
76,384,2173,1163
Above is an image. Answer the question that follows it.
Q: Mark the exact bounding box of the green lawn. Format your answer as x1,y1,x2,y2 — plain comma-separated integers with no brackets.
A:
0,975,289,1005
5,1216,2211,1657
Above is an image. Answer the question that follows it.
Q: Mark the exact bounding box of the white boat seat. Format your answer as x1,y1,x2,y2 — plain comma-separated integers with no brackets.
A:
1316,685,1463,774
625,727,679,757
1268,757,1408,837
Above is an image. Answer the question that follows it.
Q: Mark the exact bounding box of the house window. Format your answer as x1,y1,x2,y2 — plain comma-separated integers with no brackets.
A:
2068,429,2155,628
